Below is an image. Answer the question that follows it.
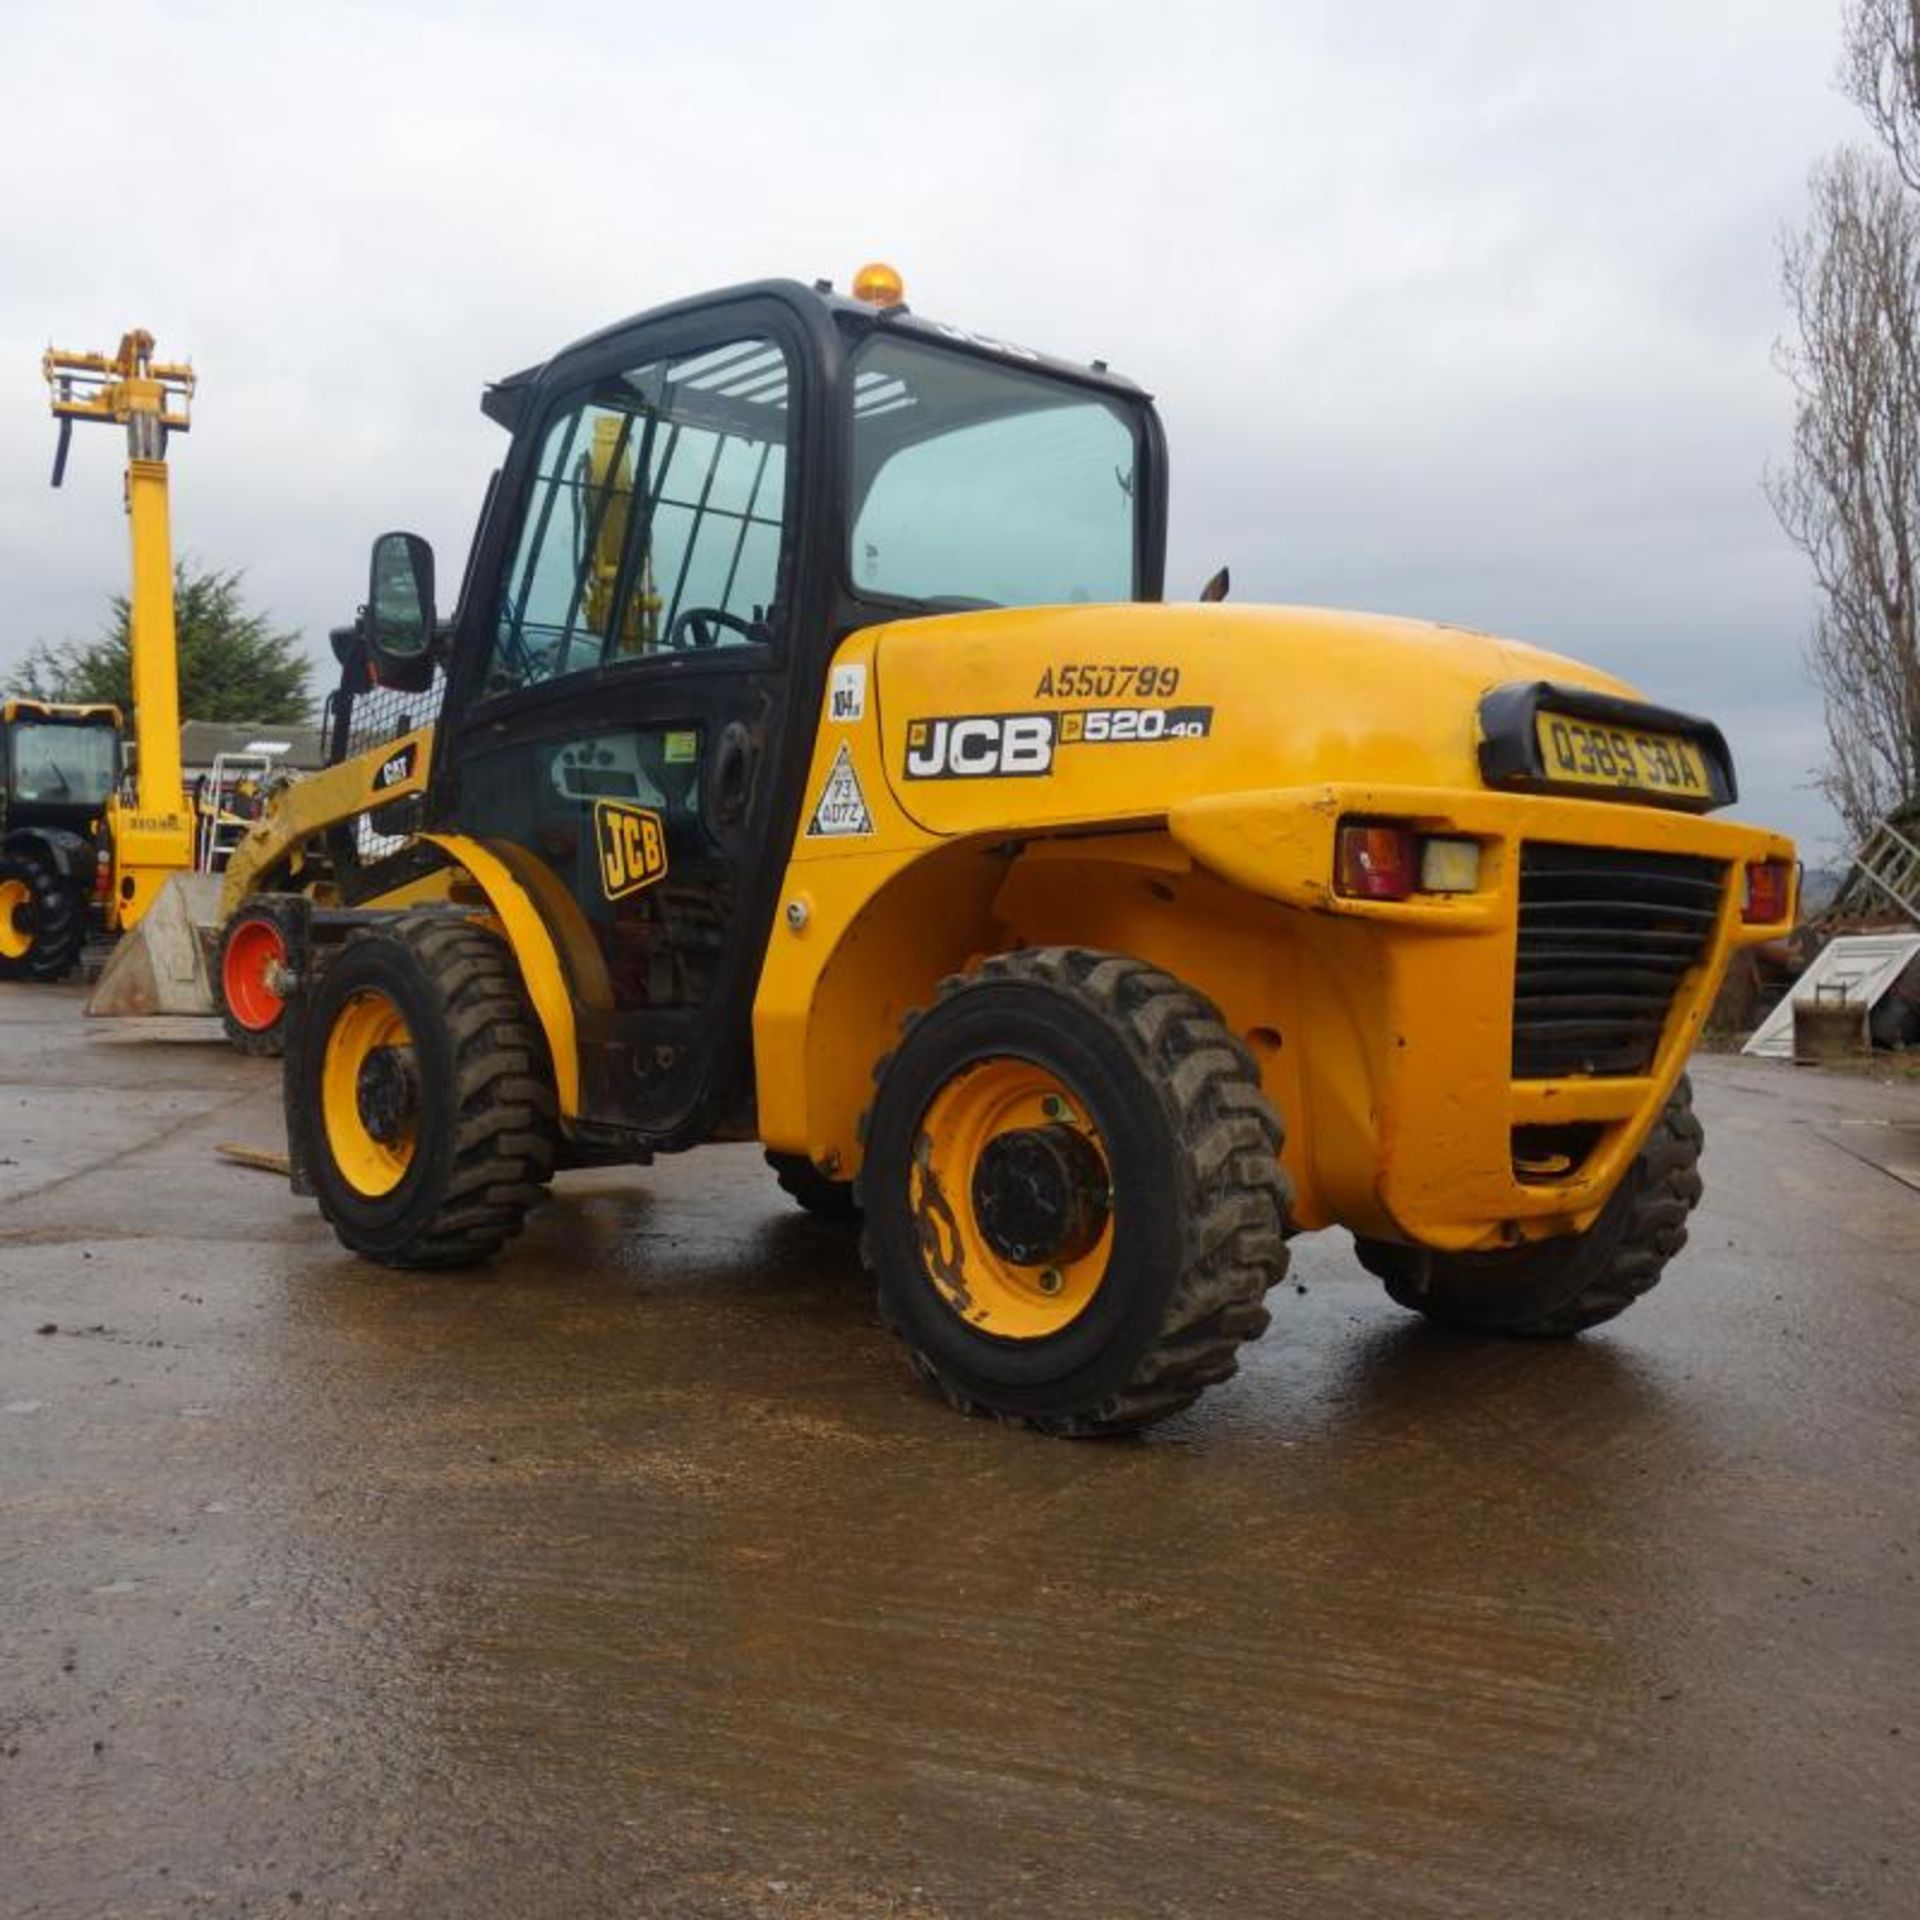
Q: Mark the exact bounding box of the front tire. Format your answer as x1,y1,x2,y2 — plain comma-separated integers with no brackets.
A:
1356,1075,1705,1336
0,851,84,982
298,911,557,1268
216,898,296,1056
859,949,1291,1437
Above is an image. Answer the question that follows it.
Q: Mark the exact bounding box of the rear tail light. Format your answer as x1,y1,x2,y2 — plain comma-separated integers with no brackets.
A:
1336,823,1483,901
93,847,111,901
1742,858,1793,925
1336,822,1418,900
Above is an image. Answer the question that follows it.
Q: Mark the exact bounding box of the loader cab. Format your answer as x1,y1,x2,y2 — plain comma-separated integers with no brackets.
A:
362,277,1166,1148
0,699,122,838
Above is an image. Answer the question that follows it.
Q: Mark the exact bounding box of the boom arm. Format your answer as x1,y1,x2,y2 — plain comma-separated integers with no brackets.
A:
44,331,196,923
44,331,195,830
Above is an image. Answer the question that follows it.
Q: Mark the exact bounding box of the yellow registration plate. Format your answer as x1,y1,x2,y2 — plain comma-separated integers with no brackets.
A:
1534,713,1711,799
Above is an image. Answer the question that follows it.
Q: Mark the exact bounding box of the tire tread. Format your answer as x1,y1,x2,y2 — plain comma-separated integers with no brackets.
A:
1358,1075,1704,1337
0,849,84,983
318,912,556,1268
859,946,1293,1436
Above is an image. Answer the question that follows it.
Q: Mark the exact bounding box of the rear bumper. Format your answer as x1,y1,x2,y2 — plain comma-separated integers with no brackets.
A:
1168,784,1796,1252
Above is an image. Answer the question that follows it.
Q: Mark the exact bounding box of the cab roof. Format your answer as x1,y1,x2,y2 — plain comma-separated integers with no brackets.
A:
480,277,1147,433
3,697,122,726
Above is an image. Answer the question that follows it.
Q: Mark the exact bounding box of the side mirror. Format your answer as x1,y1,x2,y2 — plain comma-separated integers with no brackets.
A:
367,531,437,691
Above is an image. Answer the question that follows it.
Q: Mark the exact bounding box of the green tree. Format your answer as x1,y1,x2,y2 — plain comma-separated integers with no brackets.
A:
21,562,313,724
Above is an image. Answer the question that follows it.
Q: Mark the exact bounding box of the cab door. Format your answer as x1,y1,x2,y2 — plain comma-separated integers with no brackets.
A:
438,305,814,1145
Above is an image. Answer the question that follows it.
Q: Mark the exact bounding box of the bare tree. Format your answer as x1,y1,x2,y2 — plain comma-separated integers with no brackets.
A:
1772,10,1920,840
1843,1,1920,191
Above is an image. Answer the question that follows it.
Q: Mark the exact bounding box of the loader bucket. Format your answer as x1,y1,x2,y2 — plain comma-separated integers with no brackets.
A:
85,872,223,1017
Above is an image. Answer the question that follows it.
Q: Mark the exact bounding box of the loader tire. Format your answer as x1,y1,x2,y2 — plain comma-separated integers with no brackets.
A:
216,899,296,1057
765,1149,861,1223
0,851,84,983
1356,1075,1704,1337
858,948,1291,1437
300,911,556,1268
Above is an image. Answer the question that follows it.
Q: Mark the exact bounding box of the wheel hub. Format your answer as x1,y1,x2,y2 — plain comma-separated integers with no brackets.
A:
222,916,290,1032
355,1046,418,1146
971,1123,1111,1267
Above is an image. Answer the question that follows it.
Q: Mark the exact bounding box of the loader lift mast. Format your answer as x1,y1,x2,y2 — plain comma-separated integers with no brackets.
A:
3,330,199,982
16,331,454,1020
44,330,198,920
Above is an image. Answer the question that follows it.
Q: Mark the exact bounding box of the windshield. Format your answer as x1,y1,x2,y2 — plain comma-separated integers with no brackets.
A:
8,721,117,808
848,335,1141,609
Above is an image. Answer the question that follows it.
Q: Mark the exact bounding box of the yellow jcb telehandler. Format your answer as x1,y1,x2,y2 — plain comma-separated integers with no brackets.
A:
1,335,196,981
273,265,1798,1436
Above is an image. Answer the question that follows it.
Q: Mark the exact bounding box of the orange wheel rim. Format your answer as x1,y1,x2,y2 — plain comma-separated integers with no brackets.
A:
223,917,287,1031
910,1057,1114,1341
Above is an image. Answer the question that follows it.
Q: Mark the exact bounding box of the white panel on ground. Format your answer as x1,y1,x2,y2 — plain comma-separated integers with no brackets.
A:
1741,933,1920,1059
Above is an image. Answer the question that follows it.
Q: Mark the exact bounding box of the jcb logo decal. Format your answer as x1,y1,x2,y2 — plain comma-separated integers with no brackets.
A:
904,713,1056,779
594,800,668,900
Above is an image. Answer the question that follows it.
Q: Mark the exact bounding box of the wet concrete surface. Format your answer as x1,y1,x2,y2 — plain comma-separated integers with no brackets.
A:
1,982,1916,1920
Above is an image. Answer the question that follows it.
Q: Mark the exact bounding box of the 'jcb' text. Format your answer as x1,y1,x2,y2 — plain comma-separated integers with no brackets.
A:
594,800,669,900
904,713,1056,780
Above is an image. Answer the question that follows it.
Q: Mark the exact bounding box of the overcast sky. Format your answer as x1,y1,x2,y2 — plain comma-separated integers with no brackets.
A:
0,0,1863,855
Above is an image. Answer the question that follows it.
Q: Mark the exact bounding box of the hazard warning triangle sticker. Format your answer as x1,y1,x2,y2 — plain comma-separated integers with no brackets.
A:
806,743,874,837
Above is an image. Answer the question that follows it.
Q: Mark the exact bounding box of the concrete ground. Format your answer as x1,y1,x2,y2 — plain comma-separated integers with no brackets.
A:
1,981,1916,1920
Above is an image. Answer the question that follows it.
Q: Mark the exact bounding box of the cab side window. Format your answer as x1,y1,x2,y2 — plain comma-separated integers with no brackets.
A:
486,337,791,698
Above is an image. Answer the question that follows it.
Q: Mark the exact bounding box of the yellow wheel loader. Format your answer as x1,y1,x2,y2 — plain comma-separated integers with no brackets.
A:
198,619,449,1055
278,267,1797,1436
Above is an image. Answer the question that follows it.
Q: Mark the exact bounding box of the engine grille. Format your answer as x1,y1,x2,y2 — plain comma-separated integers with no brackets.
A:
1513,844,1726,1077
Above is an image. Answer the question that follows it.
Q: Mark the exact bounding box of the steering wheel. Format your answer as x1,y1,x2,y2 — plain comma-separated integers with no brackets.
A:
667,606,762,651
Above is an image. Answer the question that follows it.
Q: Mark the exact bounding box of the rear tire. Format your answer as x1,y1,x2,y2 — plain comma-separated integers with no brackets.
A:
859,948,1291,1436
216,898,296,1056
298,911,557,1268
766,1149,861,1222
0,850,84,983
1356,1075,1704,1336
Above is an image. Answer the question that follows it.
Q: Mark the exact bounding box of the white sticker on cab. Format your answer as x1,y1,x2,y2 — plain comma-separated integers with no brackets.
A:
830,662,867,724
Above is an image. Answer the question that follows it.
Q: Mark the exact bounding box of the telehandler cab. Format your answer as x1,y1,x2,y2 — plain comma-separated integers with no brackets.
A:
279,266,1797,1435
0,698,122,978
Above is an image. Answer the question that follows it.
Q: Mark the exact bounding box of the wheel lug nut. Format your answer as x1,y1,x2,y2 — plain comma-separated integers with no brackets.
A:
1038,1267,1065,1296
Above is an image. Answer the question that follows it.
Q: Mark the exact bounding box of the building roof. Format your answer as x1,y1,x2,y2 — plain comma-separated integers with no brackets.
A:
179,719,325,772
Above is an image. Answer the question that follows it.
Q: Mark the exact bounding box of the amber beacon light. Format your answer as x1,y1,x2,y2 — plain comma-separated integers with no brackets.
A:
852,261,906,308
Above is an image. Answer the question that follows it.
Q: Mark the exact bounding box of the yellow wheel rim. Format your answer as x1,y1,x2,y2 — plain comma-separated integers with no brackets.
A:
320,988,418,1197
0,877,33,960
911,1057,1115,1341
